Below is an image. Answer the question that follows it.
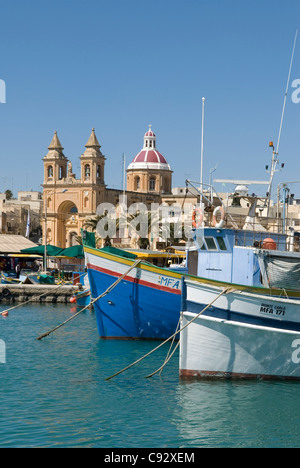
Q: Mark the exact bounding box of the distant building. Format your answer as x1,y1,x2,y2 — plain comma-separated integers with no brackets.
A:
0,191,42,239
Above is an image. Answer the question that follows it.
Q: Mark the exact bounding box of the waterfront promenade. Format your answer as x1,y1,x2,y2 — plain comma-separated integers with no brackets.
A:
0,284,77,304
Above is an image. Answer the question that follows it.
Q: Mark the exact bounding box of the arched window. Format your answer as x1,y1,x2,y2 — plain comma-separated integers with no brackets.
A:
48,166,53,178
135,176,141,190
59,166,65,180
149,177,156,191
97,165,102,179
85,164,91,180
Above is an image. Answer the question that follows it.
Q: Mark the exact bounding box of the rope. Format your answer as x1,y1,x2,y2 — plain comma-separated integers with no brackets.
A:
105,286,234,381
149,317,181,379
36,259,141,341
145,340,181,379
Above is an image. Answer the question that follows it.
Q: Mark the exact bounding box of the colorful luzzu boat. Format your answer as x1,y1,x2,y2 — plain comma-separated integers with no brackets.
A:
84,245,183,339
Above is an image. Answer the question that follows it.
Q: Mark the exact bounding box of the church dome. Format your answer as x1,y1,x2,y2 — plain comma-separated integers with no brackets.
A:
127,126,171,171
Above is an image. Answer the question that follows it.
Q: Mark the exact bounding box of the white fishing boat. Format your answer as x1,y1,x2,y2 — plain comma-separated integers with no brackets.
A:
180,312,300,380
179,277,300,380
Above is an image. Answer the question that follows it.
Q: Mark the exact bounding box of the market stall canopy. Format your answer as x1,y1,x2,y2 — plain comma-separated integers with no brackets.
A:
57,245,84,259
20,245,63,256
0,235,37,254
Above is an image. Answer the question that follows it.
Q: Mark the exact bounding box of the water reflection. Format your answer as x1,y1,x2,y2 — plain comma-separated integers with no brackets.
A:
174,379,300,448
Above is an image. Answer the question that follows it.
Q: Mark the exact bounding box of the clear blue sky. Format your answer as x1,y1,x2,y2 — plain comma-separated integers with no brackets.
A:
0,0,299,200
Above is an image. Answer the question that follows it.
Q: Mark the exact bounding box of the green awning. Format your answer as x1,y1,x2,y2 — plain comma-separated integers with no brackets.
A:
20,245,63,256
58,245,84,259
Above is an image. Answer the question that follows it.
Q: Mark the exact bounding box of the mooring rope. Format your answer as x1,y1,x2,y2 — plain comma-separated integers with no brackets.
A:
105,286,234,381
145,339,181,379
37,259,141,341
148,317,181,379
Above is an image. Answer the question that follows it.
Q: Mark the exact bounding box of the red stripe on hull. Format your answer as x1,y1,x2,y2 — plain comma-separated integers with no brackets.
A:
179,369,300,381
87,262,181,295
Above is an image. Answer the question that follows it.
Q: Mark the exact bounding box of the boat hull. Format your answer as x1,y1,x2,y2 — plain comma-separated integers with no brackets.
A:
75,290,91,308
183,277,300,331
180,313,300,380
85,247,182,339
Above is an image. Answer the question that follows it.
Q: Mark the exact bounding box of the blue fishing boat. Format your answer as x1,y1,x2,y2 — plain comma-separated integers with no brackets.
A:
84,246,183,339
70,272,92,308
73,288,91,308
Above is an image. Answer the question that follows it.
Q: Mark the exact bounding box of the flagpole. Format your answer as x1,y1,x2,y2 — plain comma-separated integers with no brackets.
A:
200,97,205,203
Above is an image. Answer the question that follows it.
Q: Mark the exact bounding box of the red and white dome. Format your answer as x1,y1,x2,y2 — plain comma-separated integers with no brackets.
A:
128,126,171,171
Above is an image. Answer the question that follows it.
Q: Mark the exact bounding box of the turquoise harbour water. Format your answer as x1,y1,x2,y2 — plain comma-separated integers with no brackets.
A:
0,303,299,448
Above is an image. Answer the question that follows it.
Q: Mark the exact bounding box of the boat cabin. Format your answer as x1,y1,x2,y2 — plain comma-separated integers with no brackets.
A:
187,227,287,287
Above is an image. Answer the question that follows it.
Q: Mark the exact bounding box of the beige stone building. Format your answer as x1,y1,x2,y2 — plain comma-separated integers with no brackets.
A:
42,127,169,248
0,191,42,239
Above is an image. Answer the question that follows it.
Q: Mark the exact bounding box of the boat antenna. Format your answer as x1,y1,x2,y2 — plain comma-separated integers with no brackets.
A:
266,29,298,215
276,29,298,155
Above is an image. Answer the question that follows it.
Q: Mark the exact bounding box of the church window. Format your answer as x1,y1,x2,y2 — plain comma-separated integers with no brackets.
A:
145,141,148,147
97,165,102,179
48,166,53,178
149,177,156,191
149,141,152,148
70,206,78,214
59,166,65,180
135,176,140,190
85,164,91,180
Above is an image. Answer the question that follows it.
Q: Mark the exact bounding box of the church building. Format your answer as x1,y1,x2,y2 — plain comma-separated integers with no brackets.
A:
42,126,172,248
127,126,172,195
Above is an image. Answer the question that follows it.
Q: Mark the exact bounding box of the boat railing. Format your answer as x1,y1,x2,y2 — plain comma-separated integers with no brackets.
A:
233,229,299,252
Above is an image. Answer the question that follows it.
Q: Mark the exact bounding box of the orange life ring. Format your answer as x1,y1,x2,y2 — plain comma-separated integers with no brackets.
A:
212,206,225,228
192,207,203,228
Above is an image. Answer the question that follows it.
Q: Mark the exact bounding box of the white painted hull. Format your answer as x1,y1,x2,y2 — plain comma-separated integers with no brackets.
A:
180,313,300,380
184,278,300,329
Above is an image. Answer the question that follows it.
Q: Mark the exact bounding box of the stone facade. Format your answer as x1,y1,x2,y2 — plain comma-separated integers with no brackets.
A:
42,128,163,248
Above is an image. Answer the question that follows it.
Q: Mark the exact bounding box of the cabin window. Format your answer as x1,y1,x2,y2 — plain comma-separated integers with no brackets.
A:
216,236,227,251
196,236,206,250
205,237,217,250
